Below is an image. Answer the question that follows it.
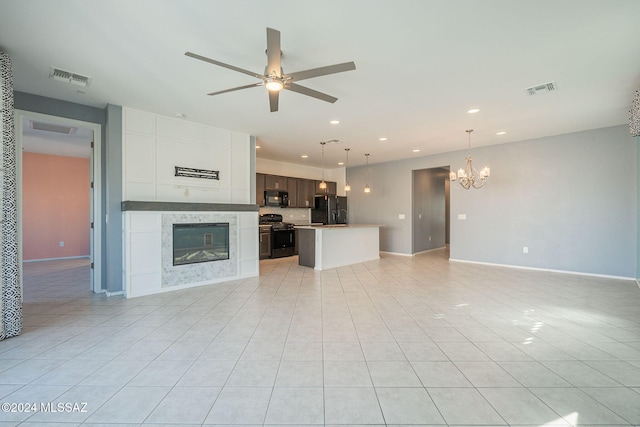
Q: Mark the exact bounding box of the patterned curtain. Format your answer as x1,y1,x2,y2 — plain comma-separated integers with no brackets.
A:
0,52,22,340
631,89,640,137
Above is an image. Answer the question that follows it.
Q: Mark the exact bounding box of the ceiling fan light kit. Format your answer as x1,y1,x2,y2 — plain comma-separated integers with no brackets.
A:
264,78,284,92
186,27,356,112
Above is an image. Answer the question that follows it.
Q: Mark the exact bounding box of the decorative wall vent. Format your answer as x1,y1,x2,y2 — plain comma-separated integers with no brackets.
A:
28,120,76,135
525,81,556,96
49,67,92,87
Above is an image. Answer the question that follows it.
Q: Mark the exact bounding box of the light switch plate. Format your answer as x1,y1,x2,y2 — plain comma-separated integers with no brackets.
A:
458,214,466,220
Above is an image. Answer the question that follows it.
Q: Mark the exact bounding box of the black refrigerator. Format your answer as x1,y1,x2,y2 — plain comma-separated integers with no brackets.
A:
311,195,348,224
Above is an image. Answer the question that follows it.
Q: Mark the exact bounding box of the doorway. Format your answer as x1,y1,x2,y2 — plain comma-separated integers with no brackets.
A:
16,110,102,293
411,167,450,254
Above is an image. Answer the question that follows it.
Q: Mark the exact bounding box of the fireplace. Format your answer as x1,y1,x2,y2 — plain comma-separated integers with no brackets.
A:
173,222,229,266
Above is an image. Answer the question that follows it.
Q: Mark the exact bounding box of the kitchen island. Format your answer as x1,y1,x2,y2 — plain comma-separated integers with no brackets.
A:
296,224,380,270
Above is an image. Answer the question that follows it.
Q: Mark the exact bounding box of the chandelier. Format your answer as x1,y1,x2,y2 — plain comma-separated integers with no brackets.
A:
449,129,490,189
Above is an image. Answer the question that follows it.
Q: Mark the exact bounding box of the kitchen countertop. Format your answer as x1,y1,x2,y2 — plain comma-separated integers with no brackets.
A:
295,224,381,229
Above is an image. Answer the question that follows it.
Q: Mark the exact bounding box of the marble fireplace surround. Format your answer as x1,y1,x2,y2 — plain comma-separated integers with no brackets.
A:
161,212,237,287
122,201,259,297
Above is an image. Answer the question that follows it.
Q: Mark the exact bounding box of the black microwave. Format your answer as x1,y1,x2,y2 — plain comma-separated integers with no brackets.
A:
265,190,289,207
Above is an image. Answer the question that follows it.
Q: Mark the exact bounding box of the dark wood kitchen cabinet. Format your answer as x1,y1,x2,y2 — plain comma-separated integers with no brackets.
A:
287,178,298,207
256,173,337,207
315,180,337,195
259,227,271,259
256,173,266,206
265,175,287,191
296,178,317,208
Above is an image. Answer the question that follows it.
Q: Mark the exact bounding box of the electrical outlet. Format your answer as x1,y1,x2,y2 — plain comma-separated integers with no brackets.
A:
59,241,64,247
523,246,528,254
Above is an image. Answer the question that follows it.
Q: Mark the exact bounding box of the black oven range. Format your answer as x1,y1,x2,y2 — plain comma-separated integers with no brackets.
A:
259,213,296,258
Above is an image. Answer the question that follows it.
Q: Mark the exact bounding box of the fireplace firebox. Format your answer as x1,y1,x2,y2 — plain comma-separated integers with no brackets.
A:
173,222,229,266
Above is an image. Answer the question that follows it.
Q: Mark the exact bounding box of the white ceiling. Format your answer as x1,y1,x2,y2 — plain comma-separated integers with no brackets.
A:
2,0,639,168
21,117,93,158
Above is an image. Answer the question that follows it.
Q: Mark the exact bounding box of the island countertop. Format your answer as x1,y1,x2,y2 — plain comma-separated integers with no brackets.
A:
297,224,381,270
295,223,382,229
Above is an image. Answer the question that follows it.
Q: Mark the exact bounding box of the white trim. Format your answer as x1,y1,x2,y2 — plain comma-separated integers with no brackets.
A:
379,250,413,257
412,246,448,256
636,279,640,289
23,255,90,263
15,110,103,293
449,258,636,282
381,246,449,257
105,290,124,297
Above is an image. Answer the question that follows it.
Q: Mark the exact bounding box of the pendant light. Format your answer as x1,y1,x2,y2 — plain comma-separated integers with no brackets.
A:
344,148,351,192
319,141,327,190
363,153,371,193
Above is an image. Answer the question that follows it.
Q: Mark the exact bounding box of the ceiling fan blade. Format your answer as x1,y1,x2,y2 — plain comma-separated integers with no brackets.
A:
269,90,279,112
286,61,356,82
285,83,338,103
207,82,263,96
185,51,264,80
266,28,282,77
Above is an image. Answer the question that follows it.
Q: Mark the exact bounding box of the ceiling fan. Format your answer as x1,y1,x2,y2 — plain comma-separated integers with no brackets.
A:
185,27,356,112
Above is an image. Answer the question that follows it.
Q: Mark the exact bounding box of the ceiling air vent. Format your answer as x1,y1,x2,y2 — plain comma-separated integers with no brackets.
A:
49,67,92,87
29,120,77,135
526,81,556,96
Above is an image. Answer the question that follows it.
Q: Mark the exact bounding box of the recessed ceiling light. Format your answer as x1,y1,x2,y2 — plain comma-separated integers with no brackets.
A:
467,108,480,114
496,131,507,135
338,162,344,165
379,137,388,141
301,154,308,158
412,149,421,153
330,120,340,125
255,145,261,149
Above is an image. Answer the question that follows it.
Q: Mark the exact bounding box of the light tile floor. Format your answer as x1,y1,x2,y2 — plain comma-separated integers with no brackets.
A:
2,250,640,426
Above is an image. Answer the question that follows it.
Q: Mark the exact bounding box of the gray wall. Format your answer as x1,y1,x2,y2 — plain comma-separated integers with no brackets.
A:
412,168,448,253
348,125,637,278
105,104,123,293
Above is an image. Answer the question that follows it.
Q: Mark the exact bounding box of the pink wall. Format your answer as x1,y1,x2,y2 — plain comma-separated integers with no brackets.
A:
22,152,90,260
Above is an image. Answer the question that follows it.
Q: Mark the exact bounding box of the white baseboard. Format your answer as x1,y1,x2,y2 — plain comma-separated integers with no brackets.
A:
413,247,448,256
381,246,448,257
379,250,413,257
449,258,635,282
105,290,124,297
23,255,90,263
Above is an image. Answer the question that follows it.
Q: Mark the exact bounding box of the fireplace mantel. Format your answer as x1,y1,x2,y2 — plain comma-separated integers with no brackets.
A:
121,200,259,212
